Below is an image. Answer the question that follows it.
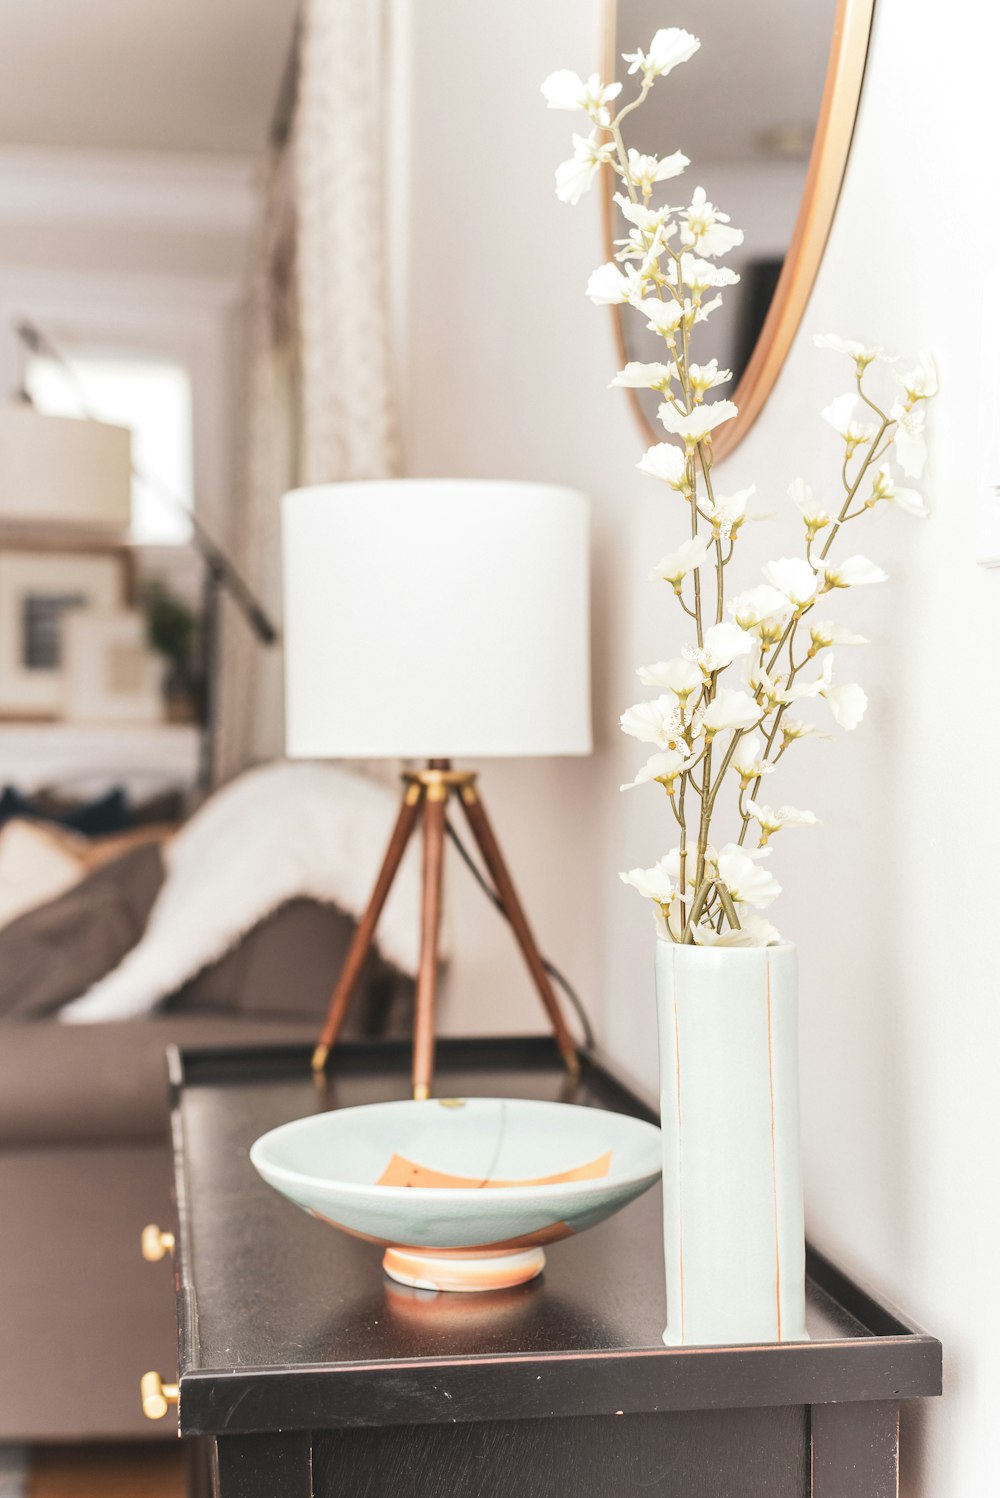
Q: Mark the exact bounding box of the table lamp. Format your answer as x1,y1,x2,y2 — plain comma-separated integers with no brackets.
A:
282,478,591,1098
0,401,131,531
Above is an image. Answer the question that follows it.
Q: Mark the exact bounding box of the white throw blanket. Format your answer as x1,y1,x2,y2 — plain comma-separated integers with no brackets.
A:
60,761,423,1023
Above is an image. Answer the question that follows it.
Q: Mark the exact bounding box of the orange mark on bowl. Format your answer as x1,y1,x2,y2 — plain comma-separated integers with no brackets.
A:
376,1151,612,1190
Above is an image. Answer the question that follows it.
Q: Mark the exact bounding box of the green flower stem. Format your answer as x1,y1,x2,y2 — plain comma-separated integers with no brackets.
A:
737,362,895,848
691,739,714,902
697,442,727,625
715,880,742,930
603,85,916,942
681,875,716,943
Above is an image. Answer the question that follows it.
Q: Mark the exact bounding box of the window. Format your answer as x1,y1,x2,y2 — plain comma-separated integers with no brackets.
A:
25,350,194,546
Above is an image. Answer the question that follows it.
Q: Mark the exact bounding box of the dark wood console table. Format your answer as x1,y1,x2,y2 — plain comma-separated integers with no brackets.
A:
164,1037,941,1497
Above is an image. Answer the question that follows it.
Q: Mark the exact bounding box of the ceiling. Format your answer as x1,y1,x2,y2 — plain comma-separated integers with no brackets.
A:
0,0,300,155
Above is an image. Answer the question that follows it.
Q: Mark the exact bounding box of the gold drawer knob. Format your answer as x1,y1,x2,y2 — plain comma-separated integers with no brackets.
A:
140,1371,179,1421
141,1224,175,1262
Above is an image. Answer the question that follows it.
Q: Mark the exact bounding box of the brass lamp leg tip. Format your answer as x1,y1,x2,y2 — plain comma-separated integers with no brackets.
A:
413,1083,430,1101
311,1044,329,1074
561,1046,581,1080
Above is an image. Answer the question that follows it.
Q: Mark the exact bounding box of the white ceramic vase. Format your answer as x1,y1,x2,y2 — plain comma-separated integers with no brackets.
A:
655,940,807,1347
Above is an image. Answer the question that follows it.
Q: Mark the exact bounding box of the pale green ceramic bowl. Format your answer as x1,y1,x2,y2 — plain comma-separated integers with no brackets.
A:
250,1097,662,1291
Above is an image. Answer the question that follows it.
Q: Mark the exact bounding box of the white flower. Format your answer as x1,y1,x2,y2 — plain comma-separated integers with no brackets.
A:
691,914,782,947
541,70,623,126
611,360,673,390
555,131,617,204
747,662,787,711
745,799,821,844
809,619,868,650
870,463,928,517
701,687,761,735
820,554,887,589
650,534,712,584
614,224,659,264
825,682,868,730
729,584,791,632
780,717,823,742
622,27,700,81
822,393,877,449
681,187,744,258
586,261,641,305
640,298,686,335
895,349,938,402
686,621,755,673
763,557,819,608
816,658,867,730
620,859,676,904
636,442,688,490
637,657,702,696
614,193,674,233
779,670,825,702
619,693,687,750
813,333,896,369
636,231,673,284
731,732,774,785
688,359,731,396
691,294,723,324
890,401,928,478
672,255,740,293
625,148,689,192
619,747,693,791
658,399,738,446
704,484,755,537
716,847,781,908
788,478,831,535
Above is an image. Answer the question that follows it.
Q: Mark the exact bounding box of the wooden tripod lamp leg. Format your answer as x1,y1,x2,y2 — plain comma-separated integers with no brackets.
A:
312,783,423,1073
411,783,448,1100
458,783,579,1077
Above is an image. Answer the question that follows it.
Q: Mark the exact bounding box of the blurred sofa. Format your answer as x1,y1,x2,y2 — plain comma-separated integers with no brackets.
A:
0,849,411,1444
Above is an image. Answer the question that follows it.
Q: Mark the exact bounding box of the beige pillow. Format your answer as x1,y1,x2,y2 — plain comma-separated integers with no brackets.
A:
0,819,89,932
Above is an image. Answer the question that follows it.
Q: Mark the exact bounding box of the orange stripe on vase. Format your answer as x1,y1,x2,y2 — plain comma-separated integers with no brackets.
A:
766,956,782,1342
673,946,685,1346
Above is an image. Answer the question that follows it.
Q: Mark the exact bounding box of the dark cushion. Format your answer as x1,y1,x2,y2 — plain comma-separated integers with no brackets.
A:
0,837,412,1032
126,787,187,826
0,856,414,1145
0,784,131,837
169,897,406,1025
0,843,164,1021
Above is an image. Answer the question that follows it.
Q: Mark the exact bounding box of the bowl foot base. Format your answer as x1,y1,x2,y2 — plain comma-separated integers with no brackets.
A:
382,1246,546,1292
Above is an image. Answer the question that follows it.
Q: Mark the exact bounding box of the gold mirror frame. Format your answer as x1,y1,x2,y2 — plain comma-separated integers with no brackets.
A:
601,0,876,461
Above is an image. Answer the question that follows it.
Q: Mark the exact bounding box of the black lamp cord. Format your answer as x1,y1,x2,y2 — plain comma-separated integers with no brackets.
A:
444,818,596,1051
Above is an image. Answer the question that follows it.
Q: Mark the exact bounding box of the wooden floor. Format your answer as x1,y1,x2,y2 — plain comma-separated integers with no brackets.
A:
29,1444,185,1498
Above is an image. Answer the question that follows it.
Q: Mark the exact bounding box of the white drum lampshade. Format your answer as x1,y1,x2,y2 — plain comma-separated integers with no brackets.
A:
282,479,592,760
0,403,131,531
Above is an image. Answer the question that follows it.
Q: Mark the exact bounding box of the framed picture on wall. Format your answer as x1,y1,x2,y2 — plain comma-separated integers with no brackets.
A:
0,541,133,719
62,610,164,724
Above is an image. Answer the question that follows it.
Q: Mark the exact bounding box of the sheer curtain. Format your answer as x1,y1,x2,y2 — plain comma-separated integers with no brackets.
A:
216,0,400,783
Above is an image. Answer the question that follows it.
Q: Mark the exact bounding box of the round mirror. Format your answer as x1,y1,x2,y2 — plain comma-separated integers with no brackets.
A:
602,0,874,458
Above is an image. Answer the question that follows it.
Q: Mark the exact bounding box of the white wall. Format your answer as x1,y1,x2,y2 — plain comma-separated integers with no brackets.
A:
727,1,1000,1490
399,1,999,1493
397,0,643,1048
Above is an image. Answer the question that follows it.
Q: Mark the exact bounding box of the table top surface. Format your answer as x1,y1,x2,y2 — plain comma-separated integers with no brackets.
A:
169,1037,941,1436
